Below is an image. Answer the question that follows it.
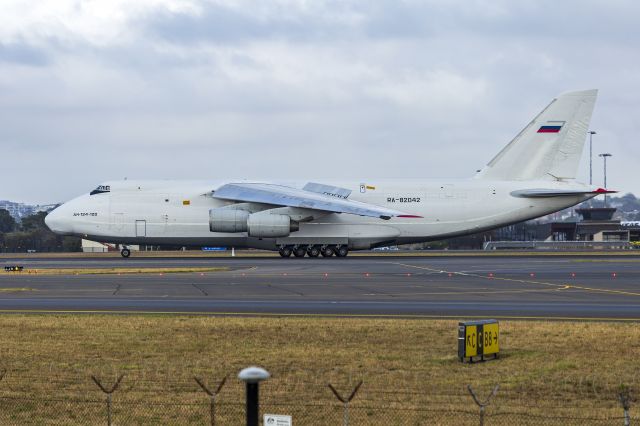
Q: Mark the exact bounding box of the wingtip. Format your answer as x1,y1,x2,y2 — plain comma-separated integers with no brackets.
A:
594,188,617,194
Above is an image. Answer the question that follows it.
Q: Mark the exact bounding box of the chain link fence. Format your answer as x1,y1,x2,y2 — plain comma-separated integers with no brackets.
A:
0,396,636,425
0,369,636,424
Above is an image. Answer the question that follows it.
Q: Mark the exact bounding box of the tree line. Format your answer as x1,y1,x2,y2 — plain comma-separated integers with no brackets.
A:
0,209,81,253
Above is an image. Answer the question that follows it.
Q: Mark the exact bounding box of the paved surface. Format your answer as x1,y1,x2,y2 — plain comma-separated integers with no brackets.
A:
1,255,640,319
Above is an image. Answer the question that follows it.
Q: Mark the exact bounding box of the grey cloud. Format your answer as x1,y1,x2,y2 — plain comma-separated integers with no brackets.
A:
0,1,639,203
142,4,342,44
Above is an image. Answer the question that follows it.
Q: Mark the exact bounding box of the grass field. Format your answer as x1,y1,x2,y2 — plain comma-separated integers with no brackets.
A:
0,315,637,424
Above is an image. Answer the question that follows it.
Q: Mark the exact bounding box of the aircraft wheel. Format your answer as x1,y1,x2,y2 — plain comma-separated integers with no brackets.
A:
321,245,335,257
307,245,321,258
121,248,131,258
335,246,349,257
293,246,307,258
279,246,293,258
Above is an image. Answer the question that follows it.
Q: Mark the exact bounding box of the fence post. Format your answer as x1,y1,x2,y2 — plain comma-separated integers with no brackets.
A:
618,385,633,426
194,376,227,426
467,384,499,426
328,381,362,426
91,375,124,426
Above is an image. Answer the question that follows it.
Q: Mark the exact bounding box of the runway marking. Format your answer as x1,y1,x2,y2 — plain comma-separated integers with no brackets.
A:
390,262,640,298
265,283,305,296
0,309,638,321
191,283,208,296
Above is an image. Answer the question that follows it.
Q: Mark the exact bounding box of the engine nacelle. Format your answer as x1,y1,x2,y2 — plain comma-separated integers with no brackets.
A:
209,209,249,233
247,214,299,238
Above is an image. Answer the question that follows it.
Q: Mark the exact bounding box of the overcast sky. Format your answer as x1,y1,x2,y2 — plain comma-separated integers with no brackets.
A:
1,0,638,204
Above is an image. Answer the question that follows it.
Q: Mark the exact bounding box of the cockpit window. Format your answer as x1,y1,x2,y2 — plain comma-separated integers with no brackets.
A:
90,185,111,196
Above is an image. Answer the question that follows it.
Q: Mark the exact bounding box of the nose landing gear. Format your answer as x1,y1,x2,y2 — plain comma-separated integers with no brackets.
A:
120,248,131,258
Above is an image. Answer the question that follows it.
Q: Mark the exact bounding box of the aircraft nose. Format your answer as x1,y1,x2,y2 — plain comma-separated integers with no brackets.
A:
45,206,71,235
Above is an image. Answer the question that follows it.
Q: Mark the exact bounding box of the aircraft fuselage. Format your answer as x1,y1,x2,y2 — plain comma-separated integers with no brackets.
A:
45,178,595,251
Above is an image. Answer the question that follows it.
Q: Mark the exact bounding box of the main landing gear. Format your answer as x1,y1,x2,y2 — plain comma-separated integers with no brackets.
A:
278,245,349,258
120,248,131,258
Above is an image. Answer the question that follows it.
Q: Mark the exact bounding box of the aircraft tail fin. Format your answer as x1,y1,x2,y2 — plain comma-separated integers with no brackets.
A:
476,89,598,181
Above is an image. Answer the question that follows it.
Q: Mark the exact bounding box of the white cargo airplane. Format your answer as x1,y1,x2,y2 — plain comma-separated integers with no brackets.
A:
46,89,612,258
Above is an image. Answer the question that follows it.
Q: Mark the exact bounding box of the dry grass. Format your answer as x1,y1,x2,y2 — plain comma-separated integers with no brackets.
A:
0,315,638,424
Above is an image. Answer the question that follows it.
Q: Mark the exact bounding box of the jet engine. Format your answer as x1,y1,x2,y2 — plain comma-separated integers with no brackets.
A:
209,209,249,232
247,214,299,238
209,208,299,238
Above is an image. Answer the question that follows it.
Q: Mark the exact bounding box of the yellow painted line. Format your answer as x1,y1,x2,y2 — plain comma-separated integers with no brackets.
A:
366,286,571,297
391,262,640,297
0,309,638,321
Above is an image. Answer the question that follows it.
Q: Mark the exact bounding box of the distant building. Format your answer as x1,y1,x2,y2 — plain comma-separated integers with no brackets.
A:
0,200,58,221
482,207,640,250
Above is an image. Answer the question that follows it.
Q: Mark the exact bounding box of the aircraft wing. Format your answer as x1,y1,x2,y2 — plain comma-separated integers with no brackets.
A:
212,183,414,220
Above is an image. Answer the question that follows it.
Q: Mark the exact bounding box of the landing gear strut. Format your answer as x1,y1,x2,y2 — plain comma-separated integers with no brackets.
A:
120,248,131,258
282,244,349,258
279,246,293,258
293,245,307,258
307,245,321,258
321,245,336,257
335,245,349,258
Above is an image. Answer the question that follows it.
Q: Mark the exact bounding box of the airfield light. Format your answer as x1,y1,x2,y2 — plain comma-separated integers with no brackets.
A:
238,366,270,426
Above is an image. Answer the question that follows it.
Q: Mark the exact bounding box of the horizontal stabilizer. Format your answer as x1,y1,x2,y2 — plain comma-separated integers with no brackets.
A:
511,188,617,198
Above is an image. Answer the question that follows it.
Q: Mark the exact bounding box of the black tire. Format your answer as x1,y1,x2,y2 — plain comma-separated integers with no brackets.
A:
279,246,293,258
321,246,335,257
293,246,307,258
307,245,321,258
121,248,131,258
335,246,349,257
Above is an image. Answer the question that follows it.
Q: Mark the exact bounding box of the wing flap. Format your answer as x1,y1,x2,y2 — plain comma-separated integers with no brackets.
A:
212,183,412,220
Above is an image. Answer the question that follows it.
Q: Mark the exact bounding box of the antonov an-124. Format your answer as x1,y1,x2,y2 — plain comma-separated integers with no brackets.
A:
46,89,612,258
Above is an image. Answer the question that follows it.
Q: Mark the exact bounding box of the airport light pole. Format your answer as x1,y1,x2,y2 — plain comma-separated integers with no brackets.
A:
599,153,612,207
588,131,596,185
238,366,270,426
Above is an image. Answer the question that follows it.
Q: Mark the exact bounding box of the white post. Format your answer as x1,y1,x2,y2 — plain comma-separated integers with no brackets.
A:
232,247,235,257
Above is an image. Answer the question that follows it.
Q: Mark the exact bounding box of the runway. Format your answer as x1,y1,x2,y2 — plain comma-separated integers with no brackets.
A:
1,254,640,319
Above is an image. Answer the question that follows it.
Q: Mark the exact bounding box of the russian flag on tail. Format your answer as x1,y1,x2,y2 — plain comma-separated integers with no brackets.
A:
537,121,565,133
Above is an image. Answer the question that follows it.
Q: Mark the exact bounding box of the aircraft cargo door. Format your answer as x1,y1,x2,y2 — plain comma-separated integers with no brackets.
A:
135,220,147,237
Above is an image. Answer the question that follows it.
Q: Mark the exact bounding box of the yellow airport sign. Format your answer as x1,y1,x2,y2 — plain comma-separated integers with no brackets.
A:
458,319,499,362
